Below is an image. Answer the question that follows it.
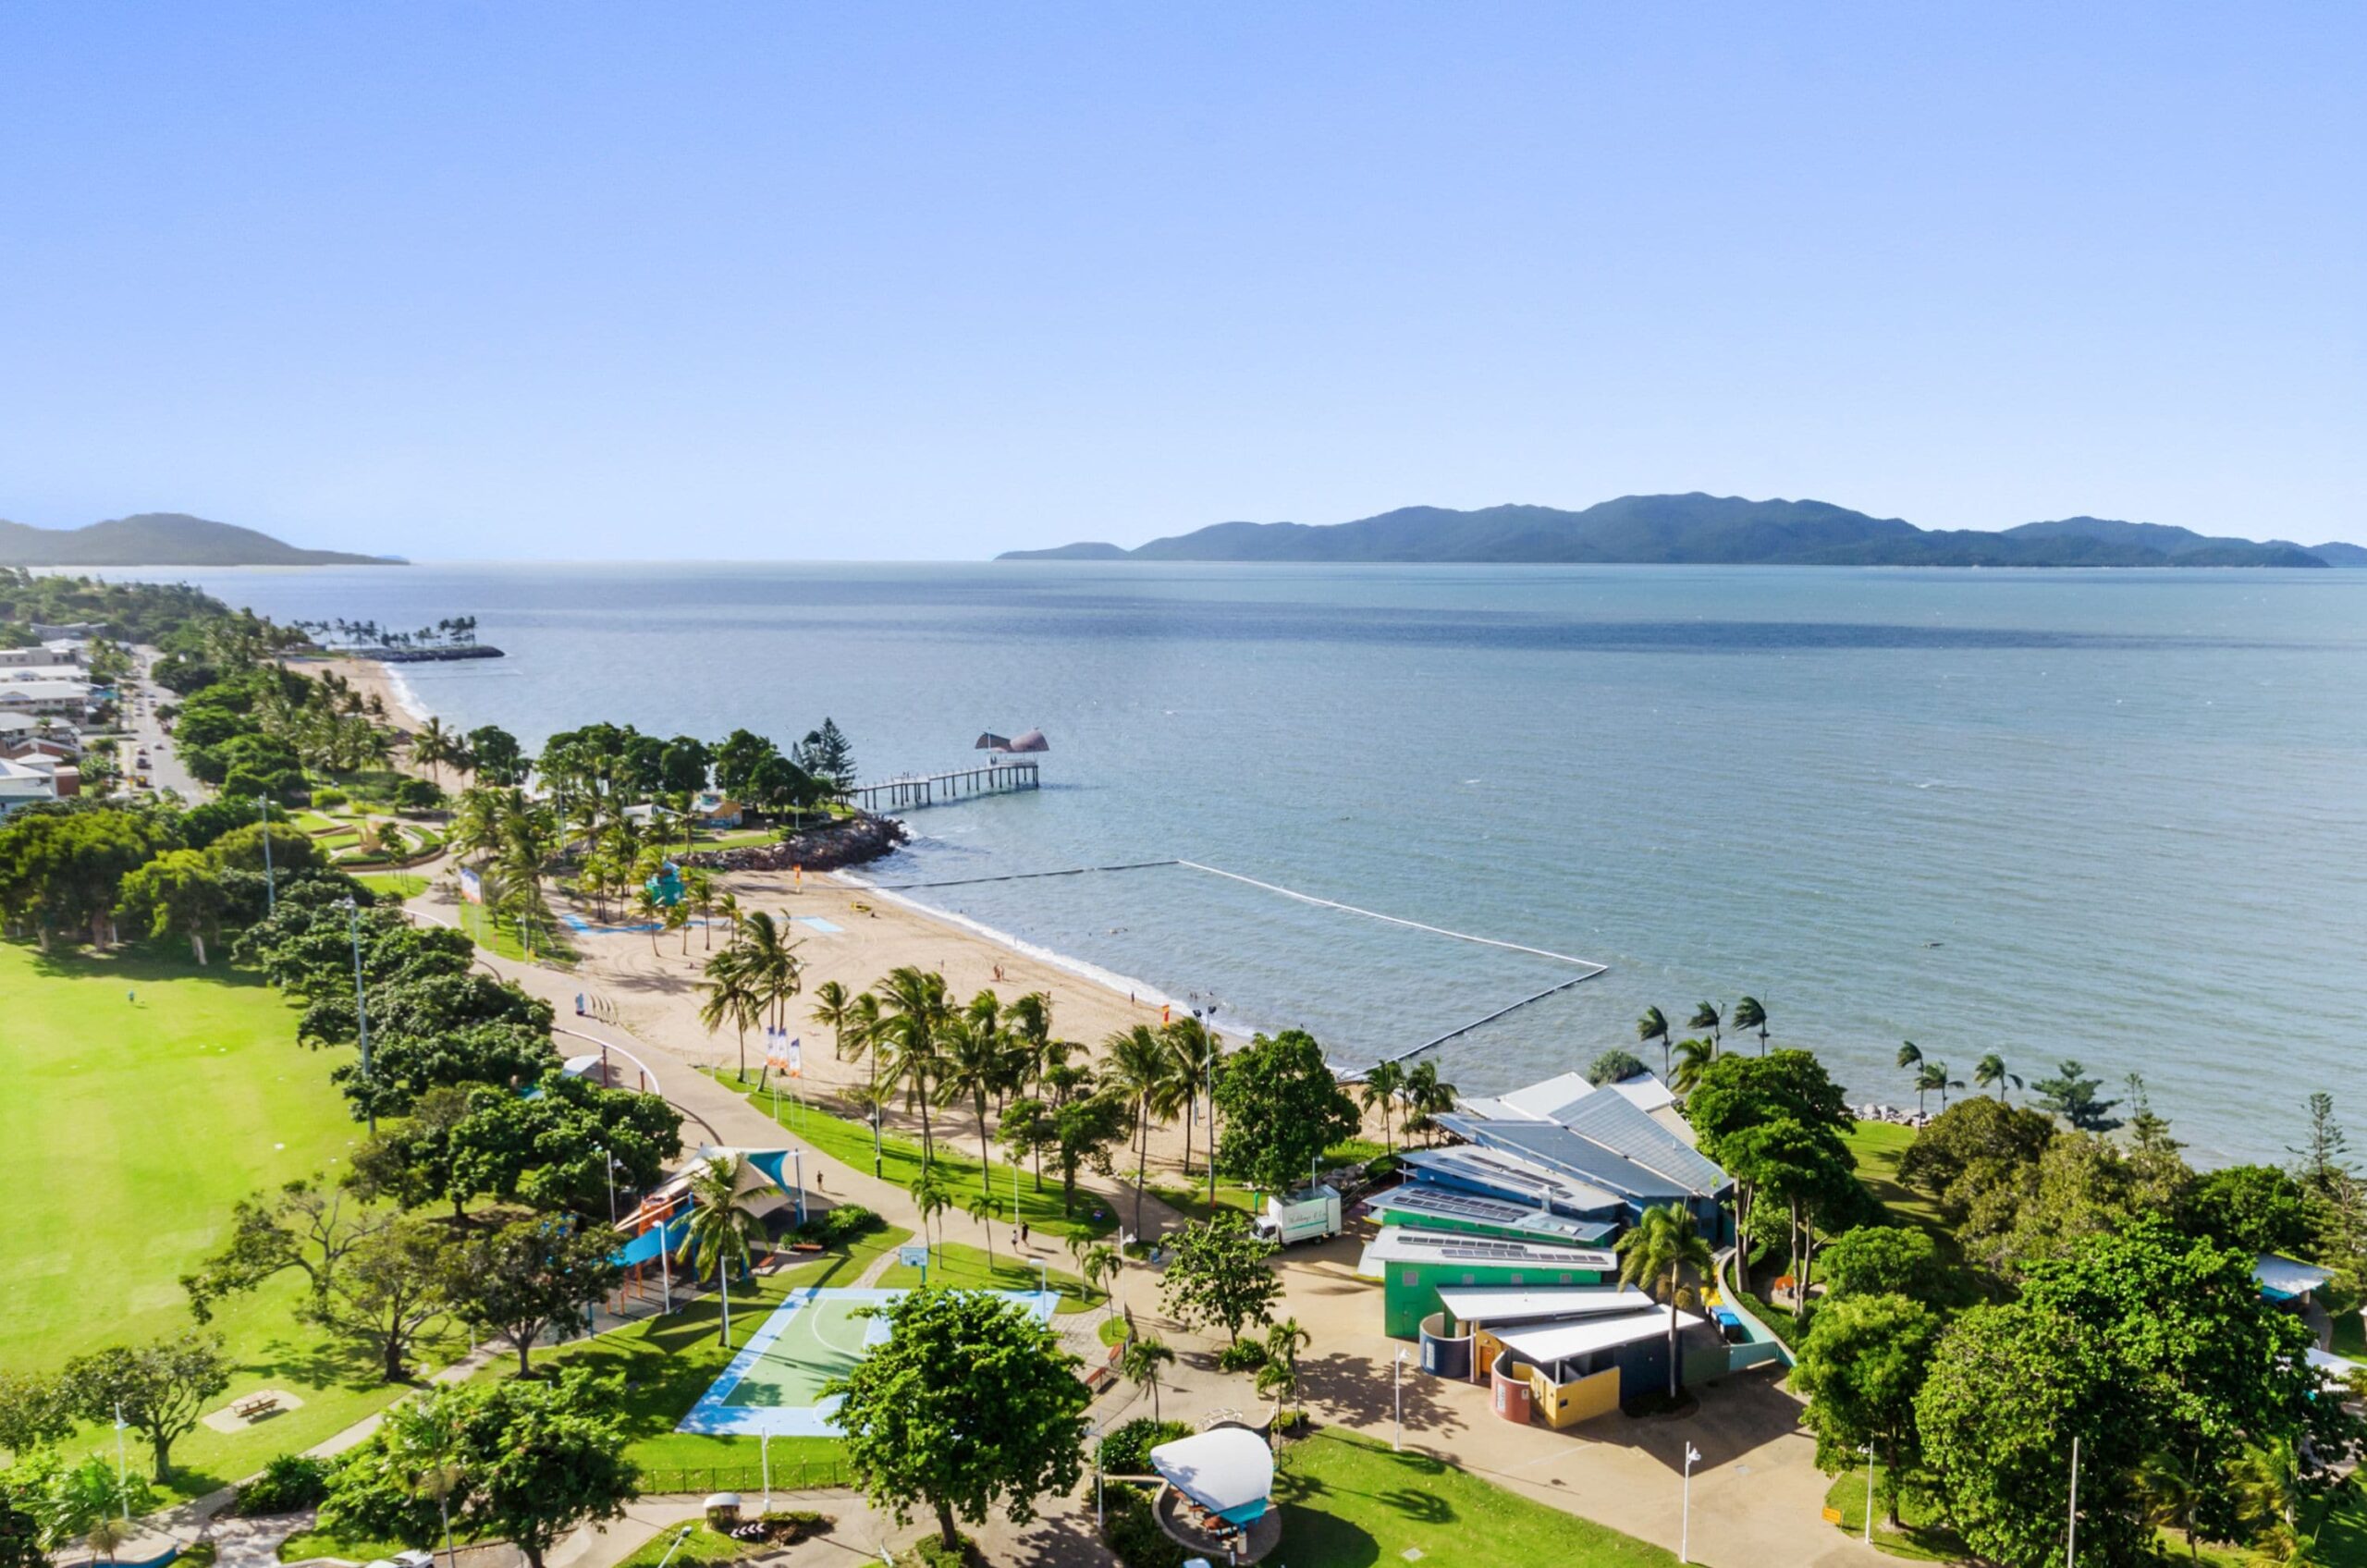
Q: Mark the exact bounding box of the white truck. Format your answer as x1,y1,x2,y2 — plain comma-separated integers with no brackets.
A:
1250,1183,1343,1246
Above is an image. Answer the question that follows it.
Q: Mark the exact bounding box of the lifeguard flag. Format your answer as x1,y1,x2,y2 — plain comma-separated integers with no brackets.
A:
1161,1004,1171,1025
794,865,803,888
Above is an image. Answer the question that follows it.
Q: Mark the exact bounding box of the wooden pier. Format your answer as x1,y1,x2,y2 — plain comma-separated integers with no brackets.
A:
851,761,1040,813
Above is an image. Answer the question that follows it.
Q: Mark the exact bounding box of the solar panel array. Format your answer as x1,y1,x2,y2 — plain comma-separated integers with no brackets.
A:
1368,1185,1611,1241
1380,1228,1613,1267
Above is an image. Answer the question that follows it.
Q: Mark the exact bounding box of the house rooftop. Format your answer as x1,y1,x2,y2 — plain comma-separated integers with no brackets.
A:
1493,1307,1706,1366
1434,1284,1658,1324
1395,1145,1625,1216
1355,1225,1615,1279
1358,1184,1616,1244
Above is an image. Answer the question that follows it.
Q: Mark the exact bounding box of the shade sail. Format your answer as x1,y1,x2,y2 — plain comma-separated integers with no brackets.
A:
1150,1427,1273,1525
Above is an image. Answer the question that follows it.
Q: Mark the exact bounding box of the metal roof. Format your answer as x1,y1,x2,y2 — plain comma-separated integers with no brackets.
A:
1359,1185,1615,1244
1435,1284,1658,1323
1357,1225,1615,1276
1433,1114,1699,1203
1395,1145,1625,1216
1554,1091,1728,1196
1494,1308,1705,1366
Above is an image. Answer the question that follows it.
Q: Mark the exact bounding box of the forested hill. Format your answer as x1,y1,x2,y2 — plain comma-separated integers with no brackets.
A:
1000,494,2359,568
0,512,399,567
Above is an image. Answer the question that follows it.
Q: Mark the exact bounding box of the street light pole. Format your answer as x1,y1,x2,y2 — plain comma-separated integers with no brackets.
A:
1860,1441,1875,1543
344,898,376,1133
2067,1435,2079,1568
1086,1421,1104,1530
1681,1443,1700,1564
258,793,275,914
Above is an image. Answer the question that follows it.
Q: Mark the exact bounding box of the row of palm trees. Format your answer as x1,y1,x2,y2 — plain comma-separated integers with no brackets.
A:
1352,1058,1462,1154
1895,1042,2020,1113
1635,995,1772,1094
700,933,1390,1242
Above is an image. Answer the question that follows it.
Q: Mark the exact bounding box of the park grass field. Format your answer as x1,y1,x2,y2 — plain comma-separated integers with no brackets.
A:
874,1241,1102,1314
351,870,430,900
1273,1427,1680,1568
0,941,452,1498
711,1072,1122,1243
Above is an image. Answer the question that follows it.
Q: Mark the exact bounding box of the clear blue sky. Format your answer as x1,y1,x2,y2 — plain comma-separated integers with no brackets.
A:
1,4,2358,557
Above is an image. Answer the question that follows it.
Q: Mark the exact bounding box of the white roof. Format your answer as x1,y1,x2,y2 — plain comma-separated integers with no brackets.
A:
0,666,86,683
2257,1254,2335,1297
1494,1308,1704,1365
1487,1070,1677,1123
1435,1285,1658,1324
1149,1427,1272,1518
1499,1072,1592,1120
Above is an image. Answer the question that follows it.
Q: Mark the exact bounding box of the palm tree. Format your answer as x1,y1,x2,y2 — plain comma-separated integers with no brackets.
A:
1637,1006,1671,1078
963,1188,999,1271
1732,996,1769,1054
1613,1203,1714,1398
85,1514,133,1567
940,991,1021,1196
1074,1240,1121,1318
1161,1016,1219,1182
913,1166,952,1262
633,887,663,955
1401,1060,1457,1145
382,1391,469,1568
1895,1040,1923,1072
1120,1333,1177,1422
1913,1060,1962,1113
1973,1053,2020,1101
1687,1001,1723,1056
1671,1037,1717,1097
1256,1315,1312,1415
873,966,954,1167
680,1155,766,1345
736,910,805,1043
410,716,459,785
2138,1447,2207,1562
698,949,765,1084
1361,1059,1407,1155
1105,1024,1174,1241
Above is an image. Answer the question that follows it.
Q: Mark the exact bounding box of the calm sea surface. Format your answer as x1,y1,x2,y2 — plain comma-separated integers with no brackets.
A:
164,561,2367,1167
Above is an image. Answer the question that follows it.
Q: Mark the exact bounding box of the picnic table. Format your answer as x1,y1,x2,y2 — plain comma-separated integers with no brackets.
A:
233,1393,278,1420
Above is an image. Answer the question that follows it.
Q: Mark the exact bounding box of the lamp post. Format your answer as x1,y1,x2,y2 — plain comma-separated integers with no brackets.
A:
761,1431,772,1513
1681,1442,1700,1564
113,1402,129,1519
258,793,275,913
1086,1420,1104,1530
2067,1435,2080,1568
1393,1349,1409,1451
1860,1441,1875,1544
344,898,376,1133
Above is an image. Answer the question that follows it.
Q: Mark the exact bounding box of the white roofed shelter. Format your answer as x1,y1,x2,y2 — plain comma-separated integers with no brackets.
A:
1148,1425,1281,1562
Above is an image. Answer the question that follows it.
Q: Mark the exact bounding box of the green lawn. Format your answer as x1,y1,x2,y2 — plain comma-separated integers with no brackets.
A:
352,871,429,900
0,941,453,1499
710,1073,1121,1243
875,1241,1103,1314
454,898,578,968
1842,1121,1947,1235
510,1225,907,1477
1820,1466,1962,1562
1273,1427,1680,1568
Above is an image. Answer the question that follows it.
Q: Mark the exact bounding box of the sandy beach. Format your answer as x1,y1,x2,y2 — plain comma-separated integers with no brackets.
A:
344,651,1366,1183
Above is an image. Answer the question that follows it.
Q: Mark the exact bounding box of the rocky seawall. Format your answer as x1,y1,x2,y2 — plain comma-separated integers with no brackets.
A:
679,812,908,874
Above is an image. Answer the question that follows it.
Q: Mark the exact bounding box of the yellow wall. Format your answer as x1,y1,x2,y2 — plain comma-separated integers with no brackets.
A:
1529,1366,1620,1428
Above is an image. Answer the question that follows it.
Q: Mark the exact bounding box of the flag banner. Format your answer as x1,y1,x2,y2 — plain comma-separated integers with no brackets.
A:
459,867,484,905
764,1030,791,1073
787,1037,803,1077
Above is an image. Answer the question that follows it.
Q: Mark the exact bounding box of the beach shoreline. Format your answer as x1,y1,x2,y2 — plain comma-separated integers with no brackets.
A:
322,654,432,730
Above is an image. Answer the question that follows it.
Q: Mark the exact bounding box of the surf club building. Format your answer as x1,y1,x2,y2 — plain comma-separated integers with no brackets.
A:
1352,1063,1756,1428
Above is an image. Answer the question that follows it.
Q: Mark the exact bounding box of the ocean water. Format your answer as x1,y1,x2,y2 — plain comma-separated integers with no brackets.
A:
162,560,2367,1167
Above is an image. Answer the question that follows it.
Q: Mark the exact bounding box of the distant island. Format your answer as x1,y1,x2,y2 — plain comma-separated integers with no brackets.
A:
1000,494,2364,569
0,511,401,568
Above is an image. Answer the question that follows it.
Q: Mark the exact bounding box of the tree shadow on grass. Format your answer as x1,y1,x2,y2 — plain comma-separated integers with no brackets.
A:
21,938,283,992
243,1329,386,1395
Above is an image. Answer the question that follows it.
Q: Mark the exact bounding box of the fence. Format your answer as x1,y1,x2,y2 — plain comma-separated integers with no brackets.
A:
639,1459,851,1496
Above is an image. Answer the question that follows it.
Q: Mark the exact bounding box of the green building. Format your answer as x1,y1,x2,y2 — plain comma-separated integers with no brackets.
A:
1355,1226,1616,1339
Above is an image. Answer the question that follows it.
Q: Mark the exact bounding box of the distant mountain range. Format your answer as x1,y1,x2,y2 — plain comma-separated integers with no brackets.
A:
1000,494,2363,569
0,512,399,568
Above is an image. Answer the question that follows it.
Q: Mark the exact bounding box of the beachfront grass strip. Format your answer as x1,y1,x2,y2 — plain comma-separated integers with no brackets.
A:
453,896,579,968
1274,1427,1681,1568
875,1241,1103,1314
710,1072,1122,1243
0,940,459,1500
506,1225,908,1476
1843,1121,1948,1237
